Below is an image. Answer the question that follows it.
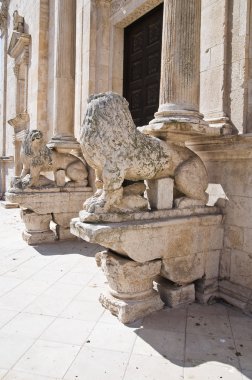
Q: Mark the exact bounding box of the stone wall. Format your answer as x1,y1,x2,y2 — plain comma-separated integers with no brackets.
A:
200,0,251,133
189,135,252,311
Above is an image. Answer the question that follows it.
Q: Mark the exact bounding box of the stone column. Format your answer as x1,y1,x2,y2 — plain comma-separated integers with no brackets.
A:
151,0,205,126
49,0,79,152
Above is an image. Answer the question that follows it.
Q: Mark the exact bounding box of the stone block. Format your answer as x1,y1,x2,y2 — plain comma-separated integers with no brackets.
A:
195,278,219,304
55,169,66,187
22,230,56,245
145,178,173,210
57,227,76,240
224,225,244,250
230,249,252,289
97,251,163,323
21,209,52,232
0,201,19,209
156,277,195,307
205,250,221,279
53,212,77,228
161,252,205,285
99,251,161,296
219,248,231,278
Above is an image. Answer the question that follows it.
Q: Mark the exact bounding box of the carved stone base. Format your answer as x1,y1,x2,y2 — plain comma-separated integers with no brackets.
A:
100,290,163,324
96,251,164,323
22,230,56,245
155,277,195,307
0,201,19,209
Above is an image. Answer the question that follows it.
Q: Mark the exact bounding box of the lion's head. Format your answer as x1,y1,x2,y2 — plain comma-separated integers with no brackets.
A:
80,92,138,158
21,130,52,168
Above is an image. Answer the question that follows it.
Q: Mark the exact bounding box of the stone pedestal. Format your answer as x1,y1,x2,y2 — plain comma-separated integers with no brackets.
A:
96,251,164,324
71,206,223,320
6,185,93,244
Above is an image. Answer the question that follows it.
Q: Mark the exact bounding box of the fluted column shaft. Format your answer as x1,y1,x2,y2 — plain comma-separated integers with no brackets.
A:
51,0,77,145
155,0,202,122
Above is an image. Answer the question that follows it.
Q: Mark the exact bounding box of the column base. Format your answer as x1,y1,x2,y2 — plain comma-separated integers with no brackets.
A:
99,290,164,324
48,137,81,154
22,230,56,245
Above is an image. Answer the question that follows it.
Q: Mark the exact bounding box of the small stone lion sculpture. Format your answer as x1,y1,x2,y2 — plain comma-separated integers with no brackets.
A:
80,92,208,213
17,129,88,188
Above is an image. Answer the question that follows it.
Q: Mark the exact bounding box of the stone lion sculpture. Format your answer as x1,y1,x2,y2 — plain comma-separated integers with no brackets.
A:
17,129,88,188
80,92,208,213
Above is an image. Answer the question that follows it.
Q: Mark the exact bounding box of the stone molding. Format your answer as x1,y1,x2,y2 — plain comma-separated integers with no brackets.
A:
187,134,252,161
112,0,162,27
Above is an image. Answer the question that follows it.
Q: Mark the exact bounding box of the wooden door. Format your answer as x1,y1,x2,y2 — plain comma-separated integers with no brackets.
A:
123,4,163,126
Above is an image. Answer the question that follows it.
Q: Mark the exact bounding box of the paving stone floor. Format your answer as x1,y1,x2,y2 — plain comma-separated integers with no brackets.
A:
0,203,251,380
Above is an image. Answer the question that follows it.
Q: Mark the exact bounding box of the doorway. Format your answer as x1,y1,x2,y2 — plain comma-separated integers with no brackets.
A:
123,3,163,126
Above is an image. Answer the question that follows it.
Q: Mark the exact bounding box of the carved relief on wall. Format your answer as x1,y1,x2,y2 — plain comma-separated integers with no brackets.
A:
7,10,31,175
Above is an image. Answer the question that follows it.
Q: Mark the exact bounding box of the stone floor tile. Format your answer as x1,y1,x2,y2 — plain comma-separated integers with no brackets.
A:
57,271,95,286
0,312,54,339
185,333,239,367
133,328,185,361
29,269,66,286
63,346,129,380
76,284,106,302
0,290,37,312
0,369,7,379
123,353,184,380
15,279,52,296
41,282,82,300
0,308,19,329
13,339,80,379
0,276,23,297
242,370,252,380
184,362,243,380
2,369,61,380
229,314,252,341
40,317,96,345
98,309,143,327
60,299,104,322
0,332,34,369
87,321,137,352
187,313,232,338
24,294,72,317
234,339,252,371
142,306,187,332
188,302,229,316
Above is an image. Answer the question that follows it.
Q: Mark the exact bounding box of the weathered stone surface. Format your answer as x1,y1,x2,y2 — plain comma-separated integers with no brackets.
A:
99,291,164,324
98,251,161,297
145,178,173,210
195,278,219,304
6,186,93,215
21,209,52,232
71,210,223,263
96,251,163,323
156,277,195,307
79,92,208,214
22,230,56,245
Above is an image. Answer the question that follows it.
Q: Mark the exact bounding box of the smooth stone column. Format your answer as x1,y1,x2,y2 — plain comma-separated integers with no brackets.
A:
151,0,205,126
49,0,79,152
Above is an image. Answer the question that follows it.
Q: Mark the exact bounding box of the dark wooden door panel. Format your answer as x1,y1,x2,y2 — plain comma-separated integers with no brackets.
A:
123,3,163,127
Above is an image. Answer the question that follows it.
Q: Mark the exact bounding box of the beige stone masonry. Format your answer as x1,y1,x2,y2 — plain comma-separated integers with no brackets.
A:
96,250,164,323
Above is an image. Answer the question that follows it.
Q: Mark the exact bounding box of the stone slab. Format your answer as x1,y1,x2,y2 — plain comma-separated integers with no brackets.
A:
6,187,93,214
71,210,223,263
145,178,174,210
99,291,164,324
